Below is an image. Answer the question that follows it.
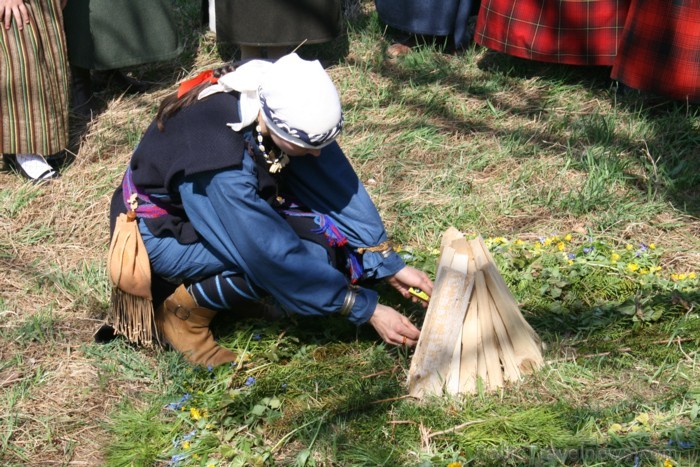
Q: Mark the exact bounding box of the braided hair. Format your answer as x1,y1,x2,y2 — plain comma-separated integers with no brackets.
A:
155,63,236,131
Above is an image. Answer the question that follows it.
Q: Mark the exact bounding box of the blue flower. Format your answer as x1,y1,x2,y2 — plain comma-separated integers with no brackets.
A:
583,246,594,254
207,364,214,372
669,439,695,449
165,393,191,411
567,253,576,260
245,376,256,386
182,430,197,441
253,334,261,341
169,453,186,465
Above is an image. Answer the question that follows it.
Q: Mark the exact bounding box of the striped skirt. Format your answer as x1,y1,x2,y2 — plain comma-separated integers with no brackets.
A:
611,0,700,103
1,0,69,156
475,0,630,66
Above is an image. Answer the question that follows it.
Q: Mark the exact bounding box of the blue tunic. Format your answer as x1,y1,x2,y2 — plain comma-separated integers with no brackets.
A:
374,0,476,49
139,136,405,326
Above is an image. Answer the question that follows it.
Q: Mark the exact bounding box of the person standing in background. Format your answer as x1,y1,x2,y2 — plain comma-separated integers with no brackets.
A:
62,0,183,116
374,0,478,56
474,0,630,66
611,0,700,103
213,0,342,60
1,0,69,183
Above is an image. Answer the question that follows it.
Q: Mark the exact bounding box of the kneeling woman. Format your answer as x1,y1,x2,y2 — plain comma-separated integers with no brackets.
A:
109,54,433,367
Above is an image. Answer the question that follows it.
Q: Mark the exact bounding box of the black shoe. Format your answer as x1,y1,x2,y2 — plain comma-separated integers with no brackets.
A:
92,69,152,93
70,65,96,118
45,150,70,171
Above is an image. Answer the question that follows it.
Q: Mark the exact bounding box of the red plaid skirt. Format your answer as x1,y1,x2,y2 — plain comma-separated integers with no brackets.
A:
475,0,630,66
611,0,700,102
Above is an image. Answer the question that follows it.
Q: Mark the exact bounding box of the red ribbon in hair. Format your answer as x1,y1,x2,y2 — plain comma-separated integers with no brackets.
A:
177,70,218,98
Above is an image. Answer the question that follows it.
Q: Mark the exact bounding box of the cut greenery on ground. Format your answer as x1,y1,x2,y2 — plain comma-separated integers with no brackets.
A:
1,0,699,465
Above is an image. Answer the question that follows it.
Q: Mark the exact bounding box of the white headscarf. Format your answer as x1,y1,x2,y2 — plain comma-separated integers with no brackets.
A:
198,53,343,149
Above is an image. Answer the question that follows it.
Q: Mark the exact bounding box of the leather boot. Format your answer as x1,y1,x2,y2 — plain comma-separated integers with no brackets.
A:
156,285,238,367
70,65,94,118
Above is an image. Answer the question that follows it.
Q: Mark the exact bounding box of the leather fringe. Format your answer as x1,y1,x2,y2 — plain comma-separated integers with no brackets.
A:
111,287,160,348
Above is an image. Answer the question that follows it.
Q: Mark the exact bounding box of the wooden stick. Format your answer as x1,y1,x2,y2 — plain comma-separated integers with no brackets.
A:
426,419,487,439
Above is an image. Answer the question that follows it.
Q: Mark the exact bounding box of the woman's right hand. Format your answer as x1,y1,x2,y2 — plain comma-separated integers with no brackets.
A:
368,303,421,347
1,0,29,30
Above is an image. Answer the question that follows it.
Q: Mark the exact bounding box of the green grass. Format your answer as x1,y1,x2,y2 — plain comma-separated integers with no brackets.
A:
0,0,699,465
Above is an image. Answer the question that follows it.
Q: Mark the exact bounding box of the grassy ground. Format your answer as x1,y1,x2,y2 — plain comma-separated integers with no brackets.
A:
1,1,699,465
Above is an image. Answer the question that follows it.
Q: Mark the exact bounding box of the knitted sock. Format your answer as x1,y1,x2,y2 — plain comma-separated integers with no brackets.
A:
187,272,265,311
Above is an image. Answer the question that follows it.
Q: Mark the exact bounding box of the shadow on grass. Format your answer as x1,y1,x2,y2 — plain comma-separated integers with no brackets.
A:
348,30,700,219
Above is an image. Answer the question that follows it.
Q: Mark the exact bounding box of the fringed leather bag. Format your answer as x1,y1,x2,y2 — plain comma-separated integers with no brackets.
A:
107,193,160,347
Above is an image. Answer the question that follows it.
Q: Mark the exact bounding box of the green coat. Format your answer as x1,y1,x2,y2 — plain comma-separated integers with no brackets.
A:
215,0,342,46
63,0,182,70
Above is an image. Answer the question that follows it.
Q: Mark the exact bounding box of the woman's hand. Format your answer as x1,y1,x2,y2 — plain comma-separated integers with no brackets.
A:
368,303,421,347
1,0,29,30
386,266,434,307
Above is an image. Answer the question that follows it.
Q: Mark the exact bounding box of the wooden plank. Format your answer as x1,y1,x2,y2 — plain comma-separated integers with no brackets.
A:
440,227,464,256
470,238,544,373
458,288,479,394
488,288,520,382
475,270,503,390
408,245,470,398
446,268,475,394
476,236,539,339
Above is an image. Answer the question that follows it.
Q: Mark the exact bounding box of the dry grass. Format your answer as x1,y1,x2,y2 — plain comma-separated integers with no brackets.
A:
1,2,699,464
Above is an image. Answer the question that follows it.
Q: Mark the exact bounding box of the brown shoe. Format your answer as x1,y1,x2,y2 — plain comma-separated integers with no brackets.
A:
387,43,412,58
156,285,238,367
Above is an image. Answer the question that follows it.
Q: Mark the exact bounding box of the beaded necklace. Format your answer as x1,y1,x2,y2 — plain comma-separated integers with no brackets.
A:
256,125,289,174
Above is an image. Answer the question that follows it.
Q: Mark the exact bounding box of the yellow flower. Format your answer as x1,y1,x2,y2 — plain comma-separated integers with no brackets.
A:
568,260,574,265
625,244,633,250
183,441,191,450
627,263,639,272
608,423,623,433
611,253,621,263
678,273,687,281
664,459,674,467
193,454,200,460
565,234,572,242
447,463,463,467
190,407,203,420
671,274,679,281
544,238,553,246
689,272,697,279
650,266,662,273
514,239,524,245
557,242,565,251
649,243,656,250
640,268,649,275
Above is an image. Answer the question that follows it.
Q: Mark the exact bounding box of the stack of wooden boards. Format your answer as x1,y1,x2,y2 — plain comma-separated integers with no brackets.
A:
408,228,544,398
